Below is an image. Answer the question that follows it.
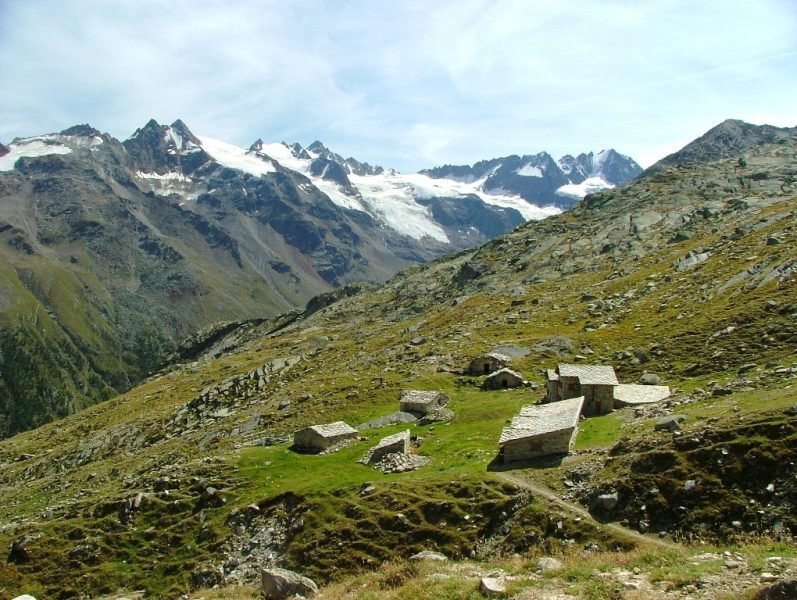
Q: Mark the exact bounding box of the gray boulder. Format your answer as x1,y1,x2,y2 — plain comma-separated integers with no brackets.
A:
593,492,619,511
261,567,318,599
640,372,661,385
655,415,687,431
410,550,448,561
536,557,563,572
479,576,506,596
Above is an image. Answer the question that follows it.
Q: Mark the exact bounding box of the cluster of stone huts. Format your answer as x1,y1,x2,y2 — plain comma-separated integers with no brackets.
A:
468,352,526,390
290,356,670,468
291,389,448,469
498,363,670,464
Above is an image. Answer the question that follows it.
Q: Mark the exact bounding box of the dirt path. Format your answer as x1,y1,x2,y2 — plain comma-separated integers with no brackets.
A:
496,471,678,550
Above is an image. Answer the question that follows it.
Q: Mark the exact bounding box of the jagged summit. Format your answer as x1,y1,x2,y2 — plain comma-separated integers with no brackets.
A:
59,124,103,137
123,118,210,174
645,118,797,175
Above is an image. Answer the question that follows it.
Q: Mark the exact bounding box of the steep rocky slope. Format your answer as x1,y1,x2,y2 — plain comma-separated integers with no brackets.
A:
0,121,795,599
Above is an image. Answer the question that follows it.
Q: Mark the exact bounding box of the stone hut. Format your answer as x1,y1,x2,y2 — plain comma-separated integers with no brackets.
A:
361,429,411,464
545,369,559,402
399,390,449,416
499,396,585,463
547,364,618,415
293,421,357,453
482,368,524,390
468,352,510,375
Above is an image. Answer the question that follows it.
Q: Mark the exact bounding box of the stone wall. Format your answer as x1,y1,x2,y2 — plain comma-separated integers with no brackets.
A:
502,428,576,463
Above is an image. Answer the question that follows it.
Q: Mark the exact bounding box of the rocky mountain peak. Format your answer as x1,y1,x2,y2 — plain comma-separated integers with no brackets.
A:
124,118,210,174
307,140,329,155
169,119,202,147
644,119,797,175
0,142,9,158
59,124,103,137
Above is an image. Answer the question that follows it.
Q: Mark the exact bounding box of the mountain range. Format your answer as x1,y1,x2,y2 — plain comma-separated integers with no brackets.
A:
0,119,639,438
0,117,794,598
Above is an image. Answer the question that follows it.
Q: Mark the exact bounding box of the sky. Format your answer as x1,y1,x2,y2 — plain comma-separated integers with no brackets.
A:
1,0,795,172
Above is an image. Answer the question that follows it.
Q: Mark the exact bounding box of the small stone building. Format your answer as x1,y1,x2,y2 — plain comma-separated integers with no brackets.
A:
482,368,524,390
468,352,510,375
361,429,411,464
293,421,357,453
499,396,585,463
399,390,449,415
547,364,618,415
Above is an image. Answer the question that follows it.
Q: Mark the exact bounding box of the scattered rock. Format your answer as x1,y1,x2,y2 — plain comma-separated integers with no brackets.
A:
639,373,661,385
7,536,32,564
12,595,38,600
374,452,430,474
410,550,448,561
479,576,506,596
593,492,619,511
191,564,223,589
655,415,687,431
261,567,318,599
535,557,563,572
531,336,574,357
418,407,455,425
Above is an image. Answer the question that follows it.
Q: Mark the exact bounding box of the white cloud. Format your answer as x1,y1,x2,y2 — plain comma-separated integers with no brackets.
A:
0,0,795,171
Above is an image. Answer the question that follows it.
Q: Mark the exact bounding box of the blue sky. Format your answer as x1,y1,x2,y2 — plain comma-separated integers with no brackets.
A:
1,0,795,171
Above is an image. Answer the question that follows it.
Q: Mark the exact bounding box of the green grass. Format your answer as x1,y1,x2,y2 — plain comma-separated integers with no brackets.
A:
575,412,624,450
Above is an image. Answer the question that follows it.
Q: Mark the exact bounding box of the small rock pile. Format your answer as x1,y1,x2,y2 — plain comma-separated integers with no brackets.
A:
374,452,431,474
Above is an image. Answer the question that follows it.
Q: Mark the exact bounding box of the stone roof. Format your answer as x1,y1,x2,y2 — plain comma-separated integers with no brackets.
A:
499,396,584,444
613,384,671,405
557,364,618,385
399,390,444,406
305,421,357,438
487,368,523,380
373,429,410,450
546,369,559,381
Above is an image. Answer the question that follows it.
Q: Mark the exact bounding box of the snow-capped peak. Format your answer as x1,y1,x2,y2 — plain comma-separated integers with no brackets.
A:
197,136,277,176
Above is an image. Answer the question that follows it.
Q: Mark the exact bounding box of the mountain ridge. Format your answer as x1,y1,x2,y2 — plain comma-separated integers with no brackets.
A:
0,119,640,438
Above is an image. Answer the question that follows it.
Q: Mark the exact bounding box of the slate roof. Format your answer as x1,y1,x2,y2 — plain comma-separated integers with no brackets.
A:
546,369,559,381
557,364,618,385
499,396,584,444
486,368,524,380
399,390,444,406
613,384,671,405
305,421,357,438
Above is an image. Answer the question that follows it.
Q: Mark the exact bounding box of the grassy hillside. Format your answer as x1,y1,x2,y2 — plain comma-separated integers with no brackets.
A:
0,135,795,598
